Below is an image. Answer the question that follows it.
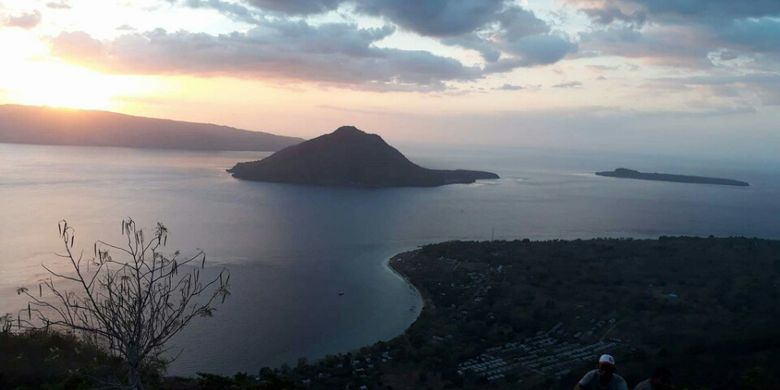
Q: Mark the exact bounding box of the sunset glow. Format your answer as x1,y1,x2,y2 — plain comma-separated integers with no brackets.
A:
3,62,158,110
0,27,157,110
0,0,778,157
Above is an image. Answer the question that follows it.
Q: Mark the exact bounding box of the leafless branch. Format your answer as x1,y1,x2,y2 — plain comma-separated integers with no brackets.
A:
16,218,230,390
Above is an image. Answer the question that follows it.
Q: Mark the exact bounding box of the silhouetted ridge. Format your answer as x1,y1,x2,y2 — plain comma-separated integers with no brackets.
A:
0,104,302,151
332,125,365,135
228,126,499,187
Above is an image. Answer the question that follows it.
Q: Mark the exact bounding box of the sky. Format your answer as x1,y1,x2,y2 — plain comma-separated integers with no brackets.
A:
0,0,778,158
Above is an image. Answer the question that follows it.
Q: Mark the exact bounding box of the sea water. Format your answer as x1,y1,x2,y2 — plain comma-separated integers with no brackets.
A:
0,143,778,375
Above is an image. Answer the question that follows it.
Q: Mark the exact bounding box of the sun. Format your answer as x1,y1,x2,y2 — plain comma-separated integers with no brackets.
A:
3,62,154,111
0,30,155,111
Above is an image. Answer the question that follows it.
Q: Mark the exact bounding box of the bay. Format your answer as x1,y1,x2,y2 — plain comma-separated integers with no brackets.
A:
0,142,778,375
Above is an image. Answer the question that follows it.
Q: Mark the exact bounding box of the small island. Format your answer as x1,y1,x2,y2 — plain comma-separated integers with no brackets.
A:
228,126,499,187
596,168,749,187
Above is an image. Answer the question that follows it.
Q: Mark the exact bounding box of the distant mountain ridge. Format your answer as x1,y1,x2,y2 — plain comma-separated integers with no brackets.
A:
0,104,302,151
228,126,499,187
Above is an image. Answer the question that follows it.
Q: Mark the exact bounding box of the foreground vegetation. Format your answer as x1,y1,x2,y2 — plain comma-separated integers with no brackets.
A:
3,237,779,389
0,330,125,388
3,219,229,389
384,237,780,389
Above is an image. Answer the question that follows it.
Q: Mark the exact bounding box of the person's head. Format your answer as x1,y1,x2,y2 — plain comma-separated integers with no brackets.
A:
650,367,672,389
597,354,616,379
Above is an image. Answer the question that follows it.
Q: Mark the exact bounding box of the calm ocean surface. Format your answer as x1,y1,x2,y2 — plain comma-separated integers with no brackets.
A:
1,142,779,375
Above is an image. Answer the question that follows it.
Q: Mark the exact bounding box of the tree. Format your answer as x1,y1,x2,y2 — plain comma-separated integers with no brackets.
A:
17,218,230,389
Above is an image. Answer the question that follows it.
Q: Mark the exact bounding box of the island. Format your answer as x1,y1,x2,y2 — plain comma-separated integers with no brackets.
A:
0,104,302,151
227,126,499,187
596,168,749,186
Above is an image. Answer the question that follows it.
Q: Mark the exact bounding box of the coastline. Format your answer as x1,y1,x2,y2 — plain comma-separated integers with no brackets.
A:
96,238,780,388
595,169,750,187
384,251,425,329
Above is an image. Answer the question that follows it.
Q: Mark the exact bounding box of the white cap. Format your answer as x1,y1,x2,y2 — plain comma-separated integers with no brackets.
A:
599,354,615,366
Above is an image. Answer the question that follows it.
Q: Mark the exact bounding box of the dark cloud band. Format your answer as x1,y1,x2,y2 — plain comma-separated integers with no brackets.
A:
50,21,482,91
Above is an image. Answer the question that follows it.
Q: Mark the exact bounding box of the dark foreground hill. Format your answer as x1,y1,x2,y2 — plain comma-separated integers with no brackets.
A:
378,237,780,389
6,237,780,389
0,104,302,151
597,168,749,187
226,237,780,390
228,126,499,187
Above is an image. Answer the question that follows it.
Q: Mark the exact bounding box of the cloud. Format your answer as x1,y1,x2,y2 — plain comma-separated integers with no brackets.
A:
579,25,714,67
452,32,577,72
49,20,483,91
441,34,501,63
582,20,780,68
430,5,577,70
181,0,263,24
50,31,105,60
46,1,71,9
355,0,506,37
475,6,577,68
244,0,341,15
587,64,619,71
718,18,780,53
582,6,645,26
499,33,578,66
238,0,552,42
361,2,578,69
177,0,577,73
491,83,541,91
569,0,780,24
205,0,506,36
495,84,523,91
653,73,780,106
568,0,780,69
552,81,583,88
621,0,780,23
50,1,580,90
1,10,42,29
